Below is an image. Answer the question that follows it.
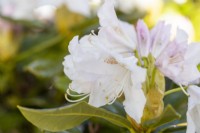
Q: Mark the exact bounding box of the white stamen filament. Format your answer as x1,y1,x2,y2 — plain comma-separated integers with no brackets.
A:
179,84,189,96
66,89,89,97
65,84,90,102
117,71,129,98
65,93,90,103
108,71,130,105
169,53,184,64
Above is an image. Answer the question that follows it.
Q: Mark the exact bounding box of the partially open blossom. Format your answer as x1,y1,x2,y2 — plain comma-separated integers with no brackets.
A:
136,19,200,86
187,85,200,133
154,27,200,85
63,1,146,123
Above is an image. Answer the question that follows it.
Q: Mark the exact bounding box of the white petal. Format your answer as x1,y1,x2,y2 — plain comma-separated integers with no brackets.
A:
176,64,200,85
187,85,200,133
123,68,146,123
185,43,200,65
88,81,109,107
150,21,171,58
97,0,119,27
63,55,76,80
70,80,96,94
97,0,137,52
68,36,79,54
175,28,188,44
123,84,146,123
119,20,137,49
188,85,200,109
186,113,196,133
98,27,134,54
89,69,129,107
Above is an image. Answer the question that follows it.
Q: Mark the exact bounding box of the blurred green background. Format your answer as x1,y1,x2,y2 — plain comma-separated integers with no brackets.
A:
0,0,199,132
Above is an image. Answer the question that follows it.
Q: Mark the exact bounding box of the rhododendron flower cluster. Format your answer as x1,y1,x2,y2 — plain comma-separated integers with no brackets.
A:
63,1,200,132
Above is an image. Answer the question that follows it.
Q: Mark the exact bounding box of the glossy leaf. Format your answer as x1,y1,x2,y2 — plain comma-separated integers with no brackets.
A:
18,102,132,132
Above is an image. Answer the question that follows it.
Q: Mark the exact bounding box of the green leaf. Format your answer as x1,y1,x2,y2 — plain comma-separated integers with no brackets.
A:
18,102,132,132
158,123,187,133
25,59,62,78
143,105,181,129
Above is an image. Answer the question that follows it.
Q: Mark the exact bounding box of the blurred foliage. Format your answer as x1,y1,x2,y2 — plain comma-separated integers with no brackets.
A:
1,0,200,132
0,3,143,133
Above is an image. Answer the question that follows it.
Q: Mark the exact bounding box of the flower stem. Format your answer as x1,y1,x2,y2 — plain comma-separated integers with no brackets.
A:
179,84,189,96
164,87,187,96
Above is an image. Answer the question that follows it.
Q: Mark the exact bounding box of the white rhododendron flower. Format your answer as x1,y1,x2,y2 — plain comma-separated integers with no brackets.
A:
63,1,147,123
187,85,200,133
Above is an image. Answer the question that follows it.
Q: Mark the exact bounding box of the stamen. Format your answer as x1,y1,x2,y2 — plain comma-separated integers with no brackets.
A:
117,89,124,98
169,53,184,64
107,96,118,105
65,93,89,102
66,89,89,97
179,84,189,97
65,84,90,102
68,84,75,91
91,30,97,36
117,71,129,98
108,71,130,105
